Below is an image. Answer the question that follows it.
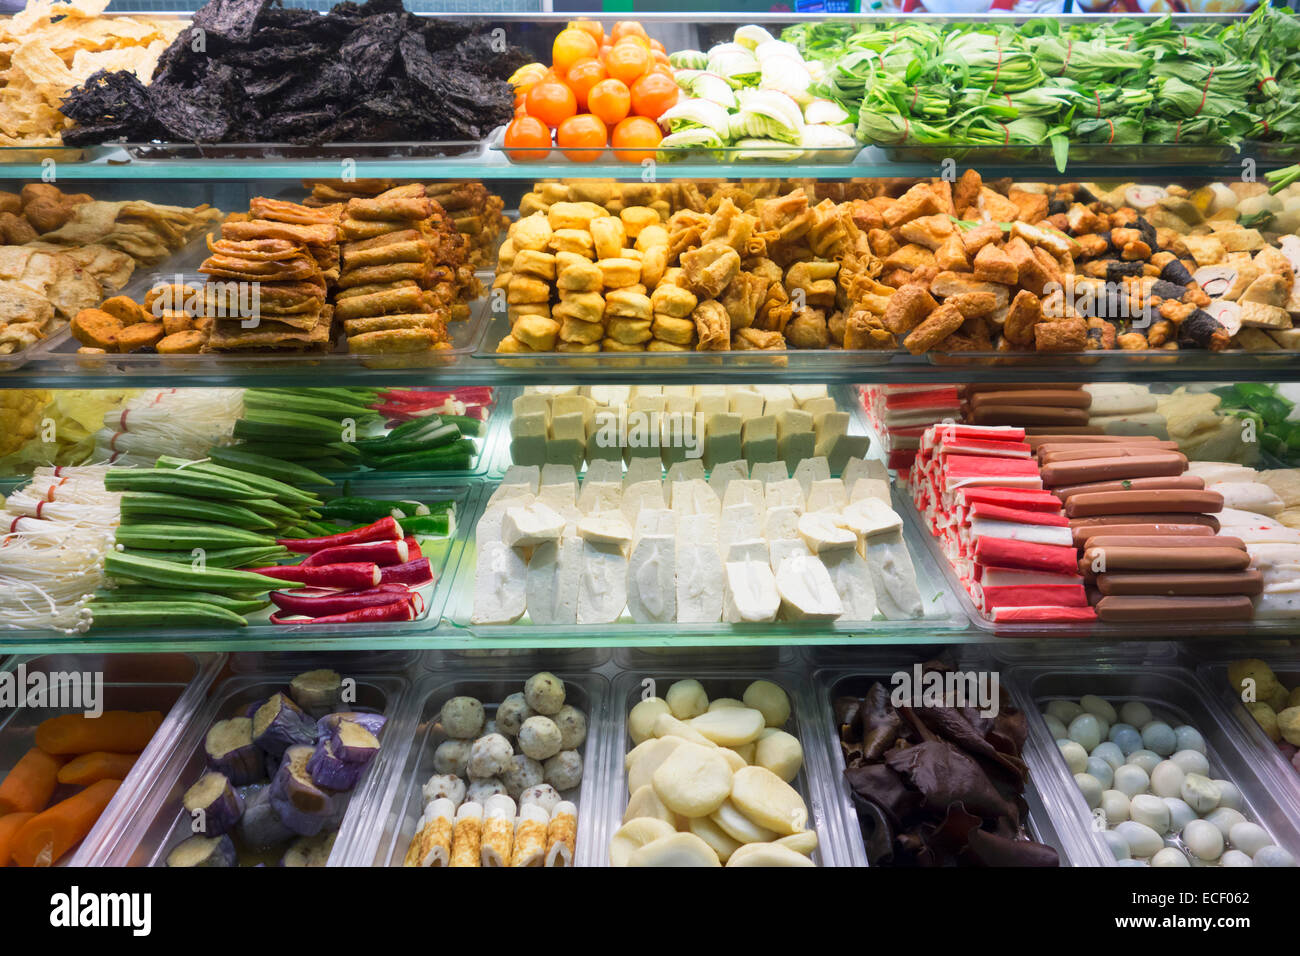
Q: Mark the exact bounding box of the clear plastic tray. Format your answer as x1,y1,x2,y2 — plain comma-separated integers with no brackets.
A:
121,141,484,162
428,647,614,670
812,664,1073,867
1006,663,1300,868
899,492,1300,640
81,477,474,643
92,667,413,867
442,477,965,641
228,649,425,675
603,668,846,867
370,668,607,867
1196,657,1300,813
487,125,862,166
0,652,223,866
37,278,492,374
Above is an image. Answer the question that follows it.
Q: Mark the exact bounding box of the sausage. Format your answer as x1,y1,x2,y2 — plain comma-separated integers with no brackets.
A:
1096,570,1264,597
1094,594,1254,622
1064,489,1223,518
1038,442,1182,463
1050,475,1205,501
1080,545,1251,572
1072,522,1217,548
1084,534,1246,551
1070,513,1220,530
1041,452,1188,487
968,389,1094,410
969,405,1091,427
1027,433,1165,451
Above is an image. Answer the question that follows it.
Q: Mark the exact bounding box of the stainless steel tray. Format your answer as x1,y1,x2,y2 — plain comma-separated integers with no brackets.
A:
0,652,223,866
370,668,607,867
92,667,413,867
812,664,1074,867
1007,663,1300,867
603,668,846,867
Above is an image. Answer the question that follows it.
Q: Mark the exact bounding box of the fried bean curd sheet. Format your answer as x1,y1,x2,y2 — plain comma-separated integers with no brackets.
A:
220,218,339,246
248,197,343,226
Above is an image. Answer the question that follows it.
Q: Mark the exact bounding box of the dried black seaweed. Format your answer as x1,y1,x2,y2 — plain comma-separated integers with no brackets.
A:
60,0,522,146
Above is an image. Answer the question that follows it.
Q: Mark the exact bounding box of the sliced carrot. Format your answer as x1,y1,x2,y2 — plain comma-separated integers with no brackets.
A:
0,747,67,815
11,779,121,867
56,752,140,787
34,711,162,756
0,813,35,866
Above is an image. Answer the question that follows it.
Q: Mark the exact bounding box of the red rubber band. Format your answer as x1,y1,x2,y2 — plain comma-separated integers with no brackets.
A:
1106,118,1115,145
1095,90,1102,118
1195,67,1215,116
1062,37,1073,75
991,42,1004,92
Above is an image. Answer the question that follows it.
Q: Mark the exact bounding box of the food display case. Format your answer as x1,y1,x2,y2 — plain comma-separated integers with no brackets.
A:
3,0,1300,888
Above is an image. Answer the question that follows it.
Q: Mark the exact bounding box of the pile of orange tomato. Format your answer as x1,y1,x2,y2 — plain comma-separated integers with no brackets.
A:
504,20,679,162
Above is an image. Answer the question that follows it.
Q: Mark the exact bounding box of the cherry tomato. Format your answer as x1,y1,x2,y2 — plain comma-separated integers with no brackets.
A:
630,70,679,119
557,113,608,163
552,27,599,75
652,49,671,67
504,115,552,162
567,18,605,46
525,80,578,128
650,38,666,54
605,42,651,85
611,115,662,162
587,78,631,126
566,58,607,112
610,21,648,44
616,34,651,51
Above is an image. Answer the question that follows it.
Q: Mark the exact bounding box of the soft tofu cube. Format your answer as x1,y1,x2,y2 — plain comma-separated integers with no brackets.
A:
777,410,815,471
764,506,801,542
722,479,764,512
726,538,769,564
577,513,634,549
729,390,765,420
791,384,829,405
775,553,844,621
676,509,719,549
864,530,923,620
631,385,663,398
624,457,662,487
589,385,631,406
470,541,528,625
627,534,676,623
704,413,743,471
666,460,706,484
477,492,534,545
718,503,761,556
793,456,831,497
577,480,621,515
501,468,540,494
552,394,595,426
671,478,720,518
822,548,878,621
742,416,778,466
512,393,550,420
635,508,674,542
676,541,723,623
751,461,788,485
695,394,729,419
708,460,749,498
764,395,797,418
798,512,857,553
850,478,892,504
765,478,805,513
541,464,577,486
621,479,667,526
526,536,582,625
584,459,623,484
839,498,902,539
586,410,623,463
769,538,811,573
577,540,628,624
806,478,848,514
723,560,780,623
510,411,548,467
802,397,838,420
502,501,565,549
547,411,586,470
843,457,887,488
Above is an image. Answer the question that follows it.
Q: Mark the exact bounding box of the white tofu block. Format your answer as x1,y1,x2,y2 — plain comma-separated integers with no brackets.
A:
541,464,577,486
663,394,696,417
718,503,761,556
821,548,877,621
525,536,581,625
843,457,888,489
704,414,743,471
756,384,793,404
663,385,694,399
722,479,764,512
532,385,577,398
850,478,891,504
510,412,548,466
584,459,624,484
552,394,595,425
666,460,706,484
586,410,623,464
635,508,674,542
695,394,729,419
824,434,872,476
726,538,769,564
502,501,565,549
470,541,528,625
779,437,815,473
536,485,579,529
621,479,667,526
811,408,849,448
512,394,550,419
742,416,778,465
723,560,781,623
806,478,848,513
764,506,801,542
577,513,633,549
631,385,663,398
751,461,789,485
864,529,923,620
550,412,584,441
769,538,812,573
776,554,844,621
708,459,749,498
765,478,806,513
489,481,534,507
589,385,631,406
839,498,903,539
676,510,719,549
577,540,628,624
577,480,621,515
802,397,839,420
546,437,585,471
478,493,534,545
624,457,663,487
798,512,857,553
794,456,832,497
729,390,765,420
791,384,828,406
627,534,676,623
501,467,540,494
676,542,724,623
671,478,721,519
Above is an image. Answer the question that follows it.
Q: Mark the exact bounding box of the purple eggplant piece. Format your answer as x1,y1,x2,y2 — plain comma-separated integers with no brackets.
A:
306,736,366,791
280,830,337,867
204,717,262,786
269,745,334,836
318,711,387,738
263,750,283,781
242,697,267,720
330,718,381,764
181,771,244,837
252,693,317,758
289,669,343,717
166,834,236,868
236,785,295,850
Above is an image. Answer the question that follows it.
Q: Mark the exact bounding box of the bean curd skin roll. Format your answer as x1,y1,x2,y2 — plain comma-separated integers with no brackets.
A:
450,801,485,868
481,794,518,868
404,797,456,868
510,802,550,867
545,800,578,868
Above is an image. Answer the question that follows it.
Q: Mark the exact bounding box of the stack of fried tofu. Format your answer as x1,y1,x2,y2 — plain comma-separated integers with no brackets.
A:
200,199,338,352
334,184,473,354
425,182,507,269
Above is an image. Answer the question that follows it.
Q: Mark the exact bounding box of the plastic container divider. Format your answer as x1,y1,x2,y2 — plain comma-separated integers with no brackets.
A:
371,668,607,866
1006,663,1300,868
809,664,1076,867
91,668,413,867
602,668,848,867
0,652,225,865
